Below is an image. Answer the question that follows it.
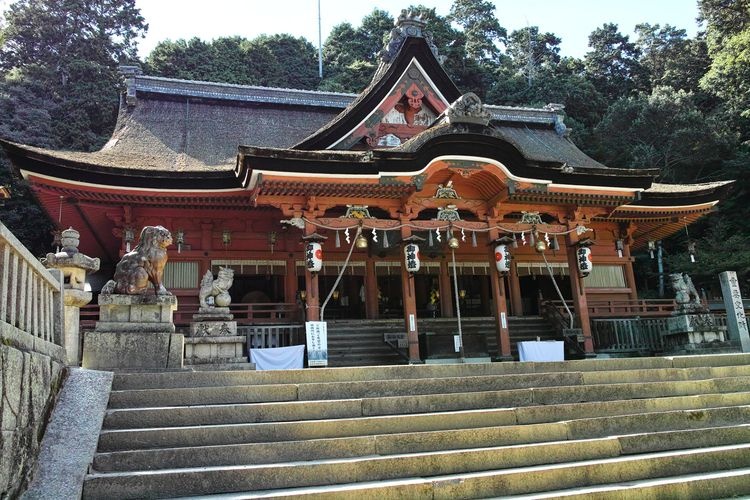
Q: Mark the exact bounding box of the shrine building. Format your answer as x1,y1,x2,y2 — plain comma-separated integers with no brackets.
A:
1,14,732,362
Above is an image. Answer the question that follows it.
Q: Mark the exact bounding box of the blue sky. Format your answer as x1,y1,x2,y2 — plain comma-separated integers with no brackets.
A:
133,0,700,59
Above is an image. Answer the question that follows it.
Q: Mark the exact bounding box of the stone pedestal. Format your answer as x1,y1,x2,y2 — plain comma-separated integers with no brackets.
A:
82,294,183,370
190,308,237,337
44,227,100,365
663,313,729,353
185,308,246,366
96,294,178,333
184,336,246,364
63,289,92,366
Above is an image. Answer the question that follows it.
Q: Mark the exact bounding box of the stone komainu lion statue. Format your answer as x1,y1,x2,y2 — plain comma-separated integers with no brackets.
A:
101,226,173,295
670,272,702,310
199,267,234,309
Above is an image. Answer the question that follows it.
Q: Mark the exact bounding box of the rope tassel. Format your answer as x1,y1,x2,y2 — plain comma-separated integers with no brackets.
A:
335,231,341,248
383,230,389,248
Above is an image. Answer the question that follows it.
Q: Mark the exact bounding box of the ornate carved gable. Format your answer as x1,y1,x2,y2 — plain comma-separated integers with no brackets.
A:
334,62,446,150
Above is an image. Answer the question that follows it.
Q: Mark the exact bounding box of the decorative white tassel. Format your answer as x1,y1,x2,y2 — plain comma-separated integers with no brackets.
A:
428,230,434,247
544,233,550,244
345,227,350,244
371,228,378,243
435,228,442,242
383,230,389,248
335,231,341,248
471,231,477,247
521,232,526,245
461,227,466,242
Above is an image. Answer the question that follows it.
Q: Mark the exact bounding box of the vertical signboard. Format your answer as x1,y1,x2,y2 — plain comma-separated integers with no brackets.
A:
305,321,329,366
719,271,750,352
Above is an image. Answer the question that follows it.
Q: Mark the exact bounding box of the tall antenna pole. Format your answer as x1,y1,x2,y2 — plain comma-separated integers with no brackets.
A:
318,0,323,78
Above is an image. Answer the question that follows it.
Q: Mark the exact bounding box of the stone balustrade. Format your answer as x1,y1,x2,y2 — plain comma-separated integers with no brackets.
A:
1,222,64,345
0,221,66,496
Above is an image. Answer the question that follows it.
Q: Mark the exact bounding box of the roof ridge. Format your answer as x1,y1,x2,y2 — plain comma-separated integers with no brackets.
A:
133,74,357,97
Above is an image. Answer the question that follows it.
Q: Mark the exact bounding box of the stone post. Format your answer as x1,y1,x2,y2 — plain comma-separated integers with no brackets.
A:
44,227,100,365
719,271,750,352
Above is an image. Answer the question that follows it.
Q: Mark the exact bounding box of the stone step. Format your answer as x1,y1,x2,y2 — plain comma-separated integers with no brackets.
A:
81,442,750,499
92,412,750,472
109,353,750,390
187,363,256,371
106,368,750,409
102,390,750,430
97,400,750,453
506,467,750,499
184,356,249,365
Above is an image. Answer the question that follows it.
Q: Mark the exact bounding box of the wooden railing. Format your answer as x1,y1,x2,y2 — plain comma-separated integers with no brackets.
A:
591,318,667,354
0,221,64,347
546,299,677,319
81,301,303,329
243,324,305,349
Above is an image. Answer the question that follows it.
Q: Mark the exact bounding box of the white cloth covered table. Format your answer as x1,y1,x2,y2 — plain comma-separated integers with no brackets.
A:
517,341,564,362
250,344,305,370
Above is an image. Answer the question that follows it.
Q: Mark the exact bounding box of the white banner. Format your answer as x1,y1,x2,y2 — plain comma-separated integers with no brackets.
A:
305,321,328,367
250,345,305,370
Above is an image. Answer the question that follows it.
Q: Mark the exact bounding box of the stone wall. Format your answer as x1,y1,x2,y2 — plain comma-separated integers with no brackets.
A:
0,325,66,497
1,221,67,497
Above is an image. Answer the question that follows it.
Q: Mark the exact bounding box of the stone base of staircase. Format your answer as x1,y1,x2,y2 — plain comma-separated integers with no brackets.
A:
81,353,750,499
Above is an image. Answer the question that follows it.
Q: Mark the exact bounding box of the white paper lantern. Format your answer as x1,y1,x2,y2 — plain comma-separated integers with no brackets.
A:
494,244,511,273
404,243,420,273
306,242,323,272
577,246,593,277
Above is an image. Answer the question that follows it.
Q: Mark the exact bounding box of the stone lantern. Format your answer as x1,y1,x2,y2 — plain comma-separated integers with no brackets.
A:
45,227,100,365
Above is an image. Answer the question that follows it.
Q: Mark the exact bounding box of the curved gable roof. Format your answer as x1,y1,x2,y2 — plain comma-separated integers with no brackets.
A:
294,36,461,150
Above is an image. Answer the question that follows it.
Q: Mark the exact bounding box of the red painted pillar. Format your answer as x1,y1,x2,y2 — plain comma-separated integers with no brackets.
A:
488,227,512,361
303,221,321,322
364,258,379,319
439,259,454,317
284,255,297,304
509,260,523,316
400,224,421,363
566,230,595,356
623,244,638,300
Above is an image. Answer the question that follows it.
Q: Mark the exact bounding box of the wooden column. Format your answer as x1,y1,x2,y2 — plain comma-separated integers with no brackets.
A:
284,255,297,304
565,230,595,356
364,258,379,319
439,259,454,317
509,260,523,316
400,224,421,363
303,222,321,322
622,244,638,300
488,227,512,361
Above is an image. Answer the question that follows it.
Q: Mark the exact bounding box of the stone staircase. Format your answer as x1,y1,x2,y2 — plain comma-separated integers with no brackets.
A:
83,353,750,498
326,319,407,366
326,316,559,365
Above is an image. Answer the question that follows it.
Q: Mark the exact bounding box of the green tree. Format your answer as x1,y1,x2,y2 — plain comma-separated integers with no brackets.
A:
698,0,750,120
505,26,561,87
448,0,506,64
253,34,319,89
591,86,735,182
0,0,146,252
635,23,710,96
584,23,645,101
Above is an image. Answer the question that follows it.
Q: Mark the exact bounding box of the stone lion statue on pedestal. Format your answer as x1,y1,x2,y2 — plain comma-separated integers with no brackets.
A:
101,226,172,295
199,267,234,310
670,272,703,312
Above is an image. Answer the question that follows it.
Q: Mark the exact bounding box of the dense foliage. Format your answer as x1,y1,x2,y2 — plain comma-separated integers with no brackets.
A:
1,0,749,291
